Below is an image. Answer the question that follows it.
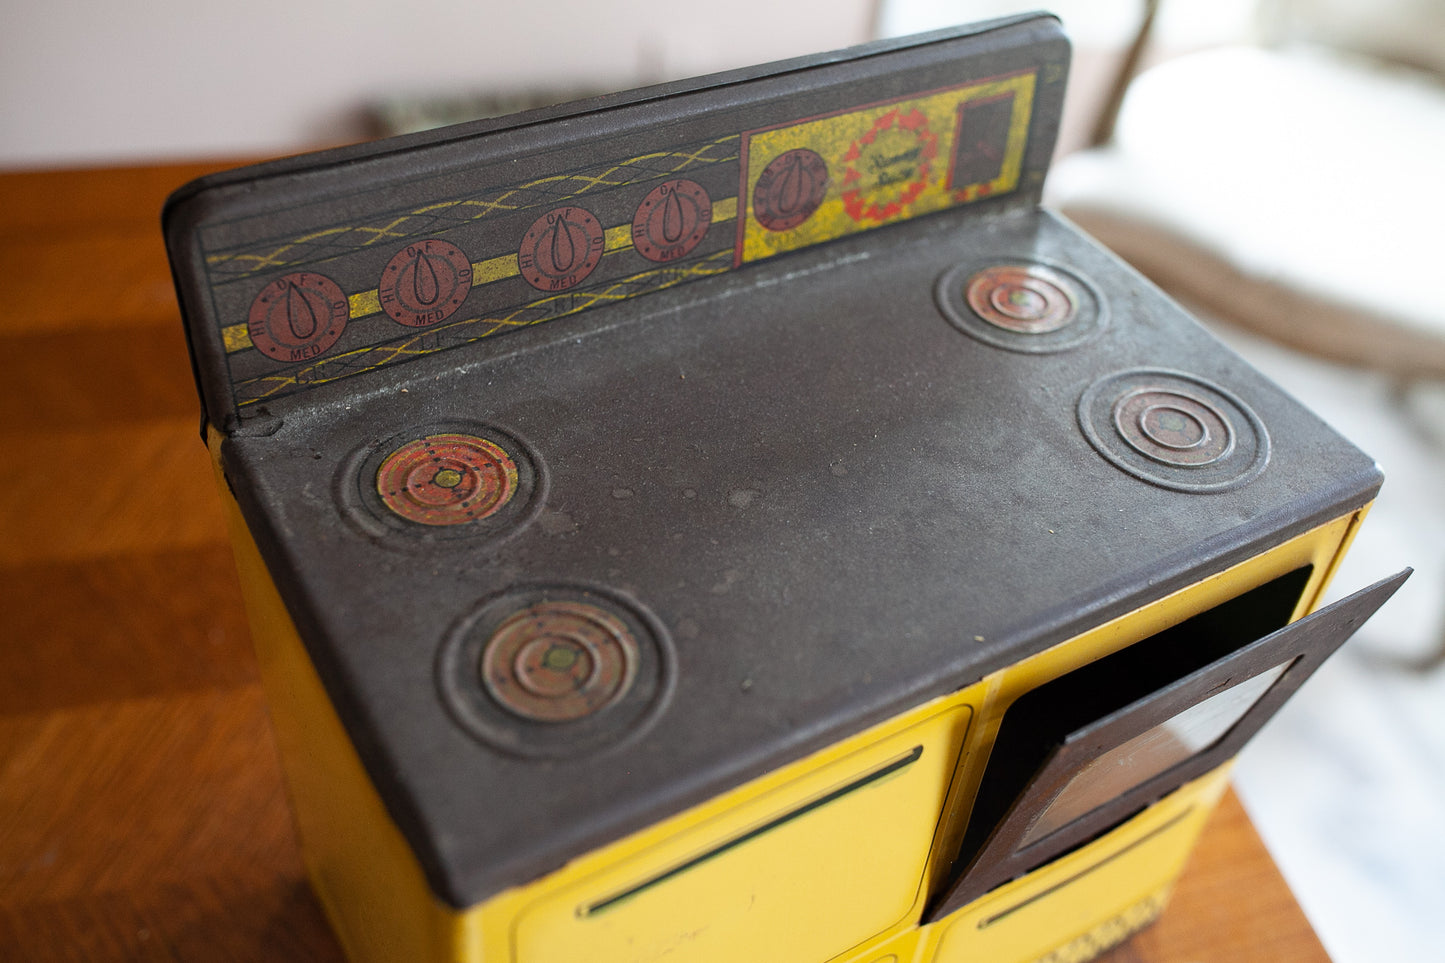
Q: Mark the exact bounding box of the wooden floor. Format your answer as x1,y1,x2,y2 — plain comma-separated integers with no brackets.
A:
0,162,1331,962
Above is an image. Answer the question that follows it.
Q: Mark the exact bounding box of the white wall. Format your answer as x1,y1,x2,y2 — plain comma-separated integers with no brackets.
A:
0,0,875,168
880,0,1260,45
7,0,1262,170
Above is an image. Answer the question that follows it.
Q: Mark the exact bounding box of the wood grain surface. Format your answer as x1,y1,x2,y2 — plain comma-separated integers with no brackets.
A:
0,162,1331,962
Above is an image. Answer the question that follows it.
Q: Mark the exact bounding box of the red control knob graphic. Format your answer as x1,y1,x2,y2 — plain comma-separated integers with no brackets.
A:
379,239,473,326
632,179,712,262
753,149,829,232
246,272,349,362
518,207,605,292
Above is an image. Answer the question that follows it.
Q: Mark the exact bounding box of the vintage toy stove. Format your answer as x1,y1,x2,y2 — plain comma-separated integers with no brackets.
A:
165,13,1406,963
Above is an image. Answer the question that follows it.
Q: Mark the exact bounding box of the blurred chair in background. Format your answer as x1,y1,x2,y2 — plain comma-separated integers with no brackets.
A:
1048,0,1445,666
1051,0,1445,375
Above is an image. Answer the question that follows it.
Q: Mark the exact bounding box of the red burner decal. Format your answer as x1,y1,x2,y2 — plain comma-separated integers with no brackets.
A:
481,601,640,722
246,272,349,362
631,179,712,262
518,206,605,292
376,433,518,526
752,148,828,232
379,239,473,327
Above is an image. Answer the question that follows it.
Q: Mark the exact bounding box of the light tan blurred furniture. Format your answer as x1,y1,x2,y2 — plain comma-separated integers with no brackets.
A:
1051,0,1445,378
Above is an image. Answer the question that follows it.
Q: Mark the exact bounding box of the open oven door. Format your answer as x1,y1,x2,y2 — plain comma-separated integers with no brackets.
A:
928,568,1411,920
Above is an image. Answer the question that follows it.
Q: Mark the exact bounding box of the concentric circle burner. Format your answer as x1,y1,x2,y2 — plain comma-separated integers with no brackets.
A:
936,258,1104,353
481,601,639,722
377,433,518,527
440,587,672,758
1079,369,1270,492
1114,389,1234,466
345,422,541,543
965,264,1078,333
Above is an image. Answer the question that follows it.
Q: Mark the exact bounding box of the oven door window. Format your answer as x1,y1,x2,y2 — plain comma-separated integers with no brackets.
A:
928,568,1409,920
1018,658,1291,847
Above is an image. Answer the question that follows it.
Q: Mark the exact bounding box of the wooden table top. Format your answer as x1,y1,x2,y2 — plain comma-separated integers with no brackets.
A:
0,161,1331,962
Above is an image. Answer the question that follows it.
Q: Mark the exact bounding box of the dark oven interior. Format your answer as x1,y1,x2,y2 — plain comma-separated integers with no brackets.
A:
931,565,1316,916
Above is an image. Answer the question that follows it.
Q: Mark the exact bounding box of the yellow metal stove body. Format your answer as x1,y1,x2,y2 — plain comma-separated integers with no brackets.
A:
166,14,1407,963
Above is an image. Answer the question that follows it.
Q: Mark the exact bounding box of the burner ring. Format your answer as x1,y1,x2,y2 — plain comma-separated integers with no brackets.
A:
376,433,518,526
439,586,673,758
1079,369,1270,493
936,258,1104,354
481,601,639,722
966,264,1079,333
342,421,543,546
1114,389,1236,466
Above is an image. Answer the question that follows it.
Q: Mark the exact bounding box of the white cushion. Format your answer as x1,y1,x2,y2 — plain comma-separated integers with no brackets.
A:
1047,46,1445,343
1259,0,1445,79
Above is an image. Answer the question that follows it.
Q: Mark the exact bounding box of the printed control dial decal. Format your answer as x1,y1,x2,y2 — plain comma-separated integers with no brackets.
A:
481,601,640,722
246,272,349,362
518,206,604,291
632,179,712,262
376,433,518,526
753,149,829,232
379,239,473,326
